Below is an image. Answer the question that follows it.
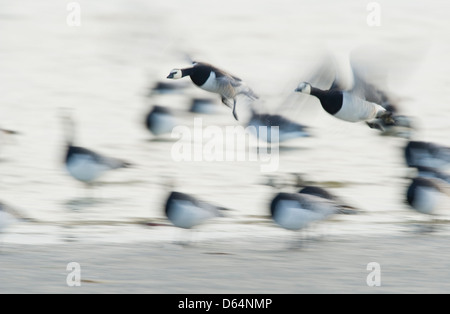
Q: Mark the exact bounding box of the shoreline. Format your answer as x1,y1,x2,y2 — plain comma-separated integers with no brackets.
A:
1,232,449,293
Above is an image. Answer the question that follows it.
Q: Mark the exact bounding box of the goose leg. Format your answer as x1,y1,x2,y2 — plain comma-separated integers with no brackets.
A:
221,97,232,108
232,99,239,121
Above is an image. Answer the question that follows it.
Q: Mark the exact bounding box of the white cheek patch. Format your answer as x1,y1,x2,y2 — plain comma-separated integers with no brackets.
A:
173,70,182,79
297,83,311,94
304,84,311,94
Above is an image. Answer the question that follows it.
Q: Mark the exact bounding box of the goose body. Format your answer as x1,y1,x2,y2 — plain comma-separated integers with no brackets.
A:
145,105,177,136
405,141,450,169
62,113,131,185
295,83,388,123
298,186,358,214
415,166,450,184
189,97,219,114
270,192,338,231
164,191,226,229
65,146,130,184
148,81,188,96
247,113,310,143
167,62,258,120
406,177,446,215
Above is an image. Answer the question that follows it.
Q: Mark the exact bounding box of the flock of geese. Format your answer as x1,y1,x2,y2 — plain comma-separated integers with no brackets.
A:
1,51,450,245
162,55,450,236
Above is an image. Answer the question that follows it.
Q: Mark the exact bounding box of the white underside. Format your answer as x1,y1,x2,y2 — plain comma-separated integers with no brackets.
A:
148,113,177,136
335,93,386,122
200,72,242,99
168,200,219,229
412,187,442,215
200,72,220,93
273,199,335,230
66,154,111,183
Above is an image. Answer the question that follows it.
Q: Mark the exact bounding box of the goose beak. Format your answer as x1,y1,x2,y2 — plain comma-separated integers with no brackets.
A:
166,73,174,79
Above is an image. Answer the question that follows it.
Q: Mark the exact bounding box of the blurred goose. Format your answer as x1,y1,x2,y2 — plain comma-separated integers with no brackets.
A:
405,141,450,169
294,51,418,133
298,186,359,214
357,79,416,137
247,111,311,143
62,114,131,186
164,191,227,229
145,105,178,137
348,47,418,137
295,81,392,124
414,166,450,184
405,177,448,216
148,81,188,96
167,61,258,120
189,97,220,114
270,192,339,231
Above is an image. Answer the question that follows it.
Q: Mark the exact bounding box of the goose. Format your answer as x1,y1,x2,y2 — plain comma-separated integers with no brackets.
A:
164,191,227,229
298,186,359,214
247,112,310,143
62,114,131,186
405,177,448,216
294,51,415,130
147,81,188,96
295,81,393,124
270,192,339,231
167,61,258,120
189,97,220,114
414,166,450,184
145,105,178,137
348,64,416,137
349,47,418,137
404,141,450,169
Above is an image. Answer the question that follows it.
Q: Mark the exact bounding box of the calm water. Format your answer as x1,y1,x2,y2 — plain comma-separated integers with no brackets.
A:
1,0,450,245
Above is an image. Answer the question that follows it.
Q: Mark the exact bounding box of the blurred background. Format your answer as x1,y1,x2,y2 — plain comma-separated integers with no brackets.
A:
0,0,449,248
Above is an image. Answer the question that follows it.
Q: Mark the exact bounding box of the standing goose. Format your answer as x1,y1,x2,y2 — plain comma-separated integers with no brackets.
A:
298,186,359,215
405,177,448,216
404,140,450,169
164,191,227,230
270,192,339,231
62,114,131,186
148,81,188,97
247,112,310,143
167,61,258,121
189,97,220,114
145,105,178,137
